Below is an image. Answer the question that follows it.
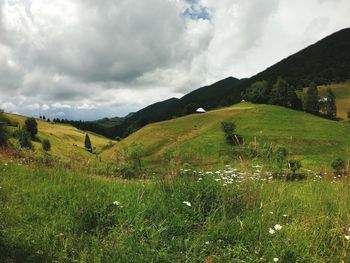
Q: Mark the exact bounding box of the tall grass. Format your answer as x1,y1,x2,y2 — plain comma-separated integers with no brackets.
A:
1,163,350,262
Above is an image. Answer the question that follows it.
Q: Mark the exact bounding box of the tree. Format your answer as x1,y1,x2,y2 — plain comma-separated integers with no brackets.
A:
17,128,33,149
42,139,51,151
304,82,320,114
324,88,337,119
245,80,270,104
24,118,38,139
84,134,92,152
269,77,289,107
287,86,302,110
331,158,345,175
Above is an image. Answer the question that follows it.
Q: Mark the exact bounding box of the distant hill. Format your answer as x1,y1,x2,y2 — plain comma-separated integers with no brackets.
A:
89,28,350,138
3,113,113,163
102,103,350,170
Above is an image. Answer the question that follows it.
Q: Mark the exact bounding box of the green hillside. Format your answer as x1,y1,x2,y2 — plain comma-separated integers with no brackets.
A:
103,103,350,170
2,113,113,164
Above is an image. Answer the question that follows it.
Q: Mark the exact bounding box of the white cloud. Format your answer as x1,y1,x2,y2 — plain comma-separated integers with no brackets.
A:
0,0,349,119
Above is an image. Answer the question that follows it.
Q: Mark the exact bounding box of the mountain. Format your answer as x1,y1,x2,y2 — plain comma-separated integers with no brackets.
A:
88,28,350,138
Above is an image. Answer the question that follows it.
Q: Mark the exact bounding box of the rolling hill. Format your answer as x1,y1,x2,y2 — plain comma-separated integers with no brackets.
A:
2,113,114,164
89,28,350,139
102,103,350,170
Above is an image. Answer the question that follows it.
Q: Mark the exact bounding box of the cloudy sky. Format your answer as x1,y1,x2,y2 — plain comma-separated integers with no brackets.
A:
0,0,349,120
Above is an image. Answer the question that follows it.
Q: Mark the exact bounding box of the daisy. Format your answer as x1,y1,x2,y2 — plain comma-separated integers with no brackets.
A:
183,201,192,207
274,224,283,231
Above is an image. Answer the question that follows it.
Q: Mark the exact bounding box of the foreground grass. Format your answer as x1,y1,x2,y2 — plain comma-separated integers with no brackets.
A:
1,163,350,262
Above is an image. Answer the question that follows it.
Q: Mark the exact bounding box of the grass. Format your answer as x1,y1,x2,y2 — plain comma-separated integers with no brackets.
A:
103,103,350,170
4,113,114,164
1,163,350,262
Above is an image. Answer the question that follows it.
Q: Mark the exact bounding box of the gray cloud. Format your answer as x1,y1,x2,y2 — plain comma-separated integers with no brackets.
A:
0,0,349,119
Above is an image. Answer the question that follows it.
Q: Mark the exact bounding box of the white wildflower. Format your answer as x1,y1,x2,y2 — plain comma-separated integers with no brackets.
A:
273,258,279,262
113,201,121,206
269,211,274,215
269,228,275,235
274,224,283,231
183,201,192,207
345,235,350,241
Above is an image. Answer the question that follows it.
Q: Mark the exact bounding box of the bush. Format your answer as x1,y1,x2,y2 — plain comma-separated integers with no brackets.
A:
221,121,242,145
0,122,8,146
288,159,302,175
24,118,38,139
42,139,51,151
16,128,33,149
331,158,346,175
275,147,288,170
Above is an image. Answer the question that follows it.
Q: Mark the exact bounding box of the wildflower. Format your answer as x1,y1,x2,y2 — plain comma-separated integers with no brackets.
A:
345,235,350,241
283,214,288,217
274,224,283,231
113,201,121,206
4,163,8,166
205,241,210,245
269,228,275,235
273,258,279,262
269,211,274,215
183,201,192,207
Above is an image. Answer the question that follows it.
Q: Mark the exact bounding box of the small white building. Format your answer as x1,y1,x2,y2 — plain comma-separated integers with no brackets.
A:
196,107,206,113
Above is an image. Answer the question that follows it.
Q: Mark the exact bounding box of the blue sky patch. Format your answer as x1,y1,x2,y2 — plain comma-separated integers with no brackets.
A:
183,1,211,20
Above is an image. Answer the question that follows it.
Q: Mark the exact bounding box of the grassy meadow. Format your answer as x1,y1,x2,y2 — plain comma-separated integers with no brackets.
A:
1,163,350,262
103,102,350,170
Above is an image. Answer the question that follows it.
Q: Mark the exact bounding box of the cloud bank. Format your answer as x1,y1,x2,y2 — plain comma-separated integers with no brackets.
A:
0,0,349,120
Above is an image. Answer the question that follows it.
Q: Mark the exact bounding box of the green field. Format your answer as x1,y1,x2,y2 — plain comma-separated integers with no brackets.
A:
1,163,350,262
103,102,350,171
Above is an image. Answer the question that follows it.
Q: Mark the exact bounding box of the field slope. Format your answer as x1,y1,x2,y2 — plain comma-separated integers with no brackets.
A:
3,113,113,163
103,103,350,170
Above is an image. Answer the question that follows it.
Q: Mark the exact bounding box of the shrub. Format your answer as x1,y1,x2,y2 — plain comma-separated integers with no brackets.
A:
0,122,8,146
42,139,51,151
331,158,346,175
288,159,302,174
24,118,38,139
221,121,242,145
16,128,33,149
275,147,288,170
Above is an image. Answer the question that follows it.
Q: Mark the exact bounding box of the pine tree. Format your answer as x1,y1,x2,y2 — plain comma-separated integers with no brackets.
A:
269,77,289,107
84,134,92,152
325,88,337,119
304,82,320,114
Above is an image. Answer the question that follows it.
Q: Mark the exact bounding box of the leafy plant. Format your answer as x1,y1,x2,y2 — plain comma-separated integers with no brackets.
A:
331,158,346,175
42,139,51,151
275,147,288,170
288,159,302,174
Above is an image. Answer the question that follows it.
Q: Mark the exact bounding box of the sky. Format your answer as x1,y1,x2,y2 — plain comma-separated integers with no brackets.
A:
0,0,349,120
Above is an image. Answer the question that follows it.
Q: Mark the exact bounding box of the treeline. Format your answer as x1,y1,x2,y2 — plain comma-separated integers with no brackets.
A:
244,77,337,119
